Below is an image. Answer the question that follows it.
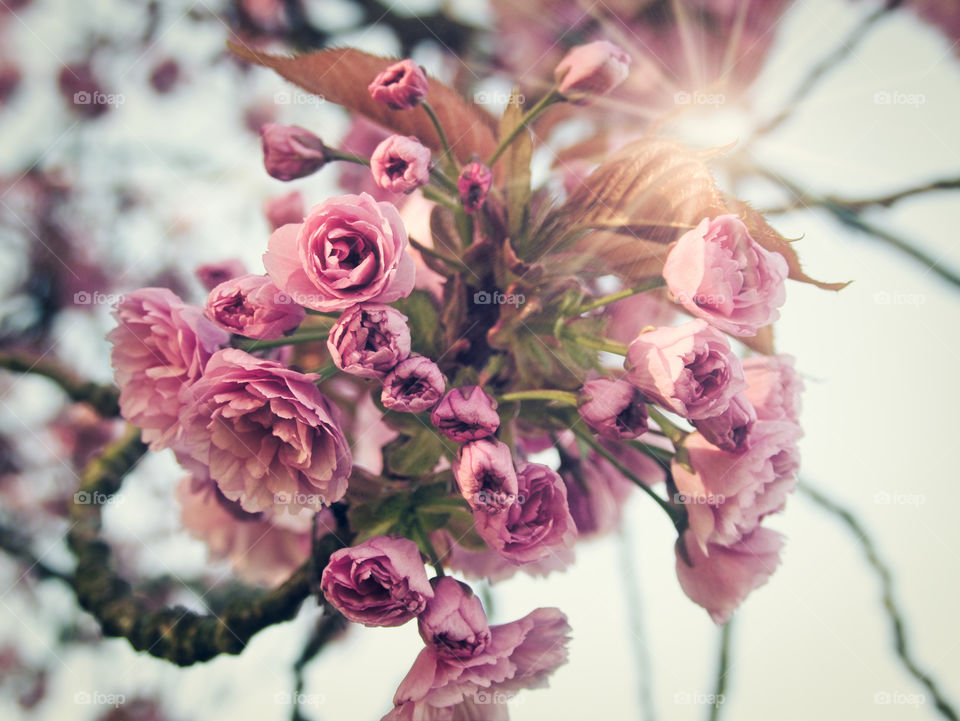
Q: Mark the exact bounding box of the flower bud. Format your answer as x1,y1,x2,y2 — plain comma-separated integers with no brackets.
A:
371,135,431,193
417,577,491,659
457,161,493,213
263,191,304,230
578,377,648,440
430,385,500,442
205,274,305,340
693,393,756,452
453,438,518,514
368,59,429,110
554,41,631,103
327,303,411,379
260,123,328,181
381,355,446,413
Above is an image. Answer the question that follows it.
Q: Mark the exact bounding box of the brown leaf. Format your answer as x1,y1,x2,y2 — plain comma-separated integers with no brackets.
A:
228,43,496,164
739,324,775,355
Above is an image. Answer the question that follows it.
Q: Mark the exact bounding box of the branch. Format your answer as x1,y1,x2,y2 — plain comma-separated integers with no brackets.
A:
761,176,960,215
290,608,349,721
707,618,733,721
0,351,120,416
800,482,959,721
0,521,75,586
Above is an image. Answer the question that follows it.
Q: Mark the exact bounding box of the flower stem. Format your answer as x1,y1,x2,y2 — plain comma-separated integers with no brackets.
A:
422,101,455,171
429,167,459,195
571,333,629,356
487,89,561,167
574,278,666,315
235,327,332,352
498,389,579,406
412,520,445,577
325,148,370,166
310,362,339,383
421,185,461,213
408,235,468,272
646,406,689,446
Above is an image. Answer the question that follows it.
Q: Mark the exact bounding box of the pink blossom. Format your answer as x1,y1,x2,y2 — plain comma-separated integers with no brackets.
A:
453,439,518,514
431,386,500,442
743,354,802,422
368,59,429,110
259,123,328,181
263,191,305,230
205,274,304,340
457,162,493,213
108,288,228,449
327,303,411,379
382,356,446,413
371,135,432,193
673,421,801,551
692,393,756,453
321,536,434,627
417,577,491,659
176,348,352,514
474,462,577,564
554,41,631,103
196,259,247,291
625,320,746,420
676,527,783,624
663,215,788,337
263,193,415,312
578,377,648,440
604,290,677,345
435,530,574,584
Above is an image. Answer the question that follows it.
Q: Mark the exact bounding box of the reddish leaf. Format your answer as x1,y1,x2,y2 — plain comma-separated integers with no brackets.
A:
228,42,496,164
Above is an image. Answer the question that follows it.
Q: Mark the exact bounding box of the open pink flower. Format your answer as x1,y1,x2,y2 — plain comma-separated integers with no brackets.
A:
205,274,304,340
368,59,429,110
676,527,783,624
555,41,631,103
371,135,431,193
327,303,411,379
625,320,746,420
263,193,415,312
663,215,788,337
177,348,352,514
743,354,802,422
109,288,228,449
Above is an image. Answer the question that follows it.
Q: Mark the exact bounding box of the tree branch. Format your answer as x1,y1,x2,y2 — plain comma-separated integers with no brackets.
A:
0,351,120,416
761,176,960,215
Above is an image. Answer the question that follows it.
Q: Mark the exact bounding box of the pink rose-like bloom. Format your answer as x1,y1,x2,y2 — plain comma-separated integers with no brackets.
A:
259,123,328,181
676,527,784,624
431,386,500,442
327,303,411,379
625,320,746,420
579,377,648,440
554,40,631,103
435,530,574,584
382,355,446,413
475,463,577,564
177,348,352,514
263,193,415,312
263,191,304,230
663,215,789,337
368,59,429,110
453,439,518,514
371,135,432,193
387,579,571,720
457,162,493,213
418,577,491,660
673,421,801,551
743,354,802,422
109,288,229,449
321,536,434,627
196,258,247,291
693,393,756,453
205,274,305,340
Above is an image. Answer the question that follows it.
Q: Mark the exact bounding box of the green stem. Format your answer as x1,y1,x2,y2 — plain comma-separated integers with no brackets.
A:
572,334,629,356
325,148,369,166
421,185,461,213
709,618,734,721
422,101,454,171
430,167,459,195
408,236,468,272
412,520,445,577
574,278,666,315
498,389,579,406
487,89,561,167
646,406,689,446
311,363,339,383
235,327,332,352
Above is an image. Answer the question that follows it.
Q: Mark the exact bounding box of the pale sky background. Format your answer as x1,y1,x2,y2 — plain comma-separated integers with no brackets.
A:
0,0,958,719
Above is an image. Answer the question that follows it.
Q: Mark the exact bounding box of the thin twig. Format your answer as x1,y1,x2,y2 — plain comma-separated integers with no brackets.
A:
761,176,960,215
708,618,733,721
0,351,120,416
290,608,349,721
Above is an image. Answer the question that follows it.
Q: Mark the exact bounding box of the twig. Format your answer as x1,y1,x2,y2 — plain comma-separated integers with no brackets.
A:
708,618,733,721
290,608,349,721
0,351,120,416
762,176,960,215
800,482,959,721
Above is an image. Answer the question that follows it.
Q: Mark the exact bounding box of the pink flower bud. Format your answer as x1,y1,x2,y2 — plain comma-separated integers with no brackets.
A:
371,135,431,193
693,393,756,452
578,377,648,440
457,161,493,213
195,258,247,291
381,355,446,413
417,577,490,659
259,123,328,181
205,274,305,340
262,191,304,230
368,59,429,110
453,438,518,514
554,41,631,103
430,385,500,442
327,303,411,379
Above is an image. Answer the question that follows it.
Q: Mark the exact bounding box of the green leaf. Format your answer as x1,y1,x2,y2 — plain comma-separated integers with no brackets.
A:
443,509,488,551
498,90,533,247
383,430,446,478
393,290,442,358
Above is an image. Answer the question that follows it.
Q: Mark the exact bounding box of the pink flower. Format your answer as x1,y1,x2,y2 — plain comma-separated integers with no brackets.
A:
693,393,756,453
457,162,493,213
453,439,518,514
196,258,247,291
259,123,328,181
177,348,352,514
431,386,500,442
382,355,446,413
625,320,746,420
327,303,411,379
263,191,304,230
387,579,571,719
578,377,648,440
475,462,577,564
371,135,431,193
263,193,415,312
673,421,801,551
663,215,788,337
321,536,434,627
604,290,676,345
554,41,631,103
368,59,429,110
417,577,491,659
743,354,802,422
676,527,784,624
205,274,304,340
434,530,574,584
108,288,228,449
